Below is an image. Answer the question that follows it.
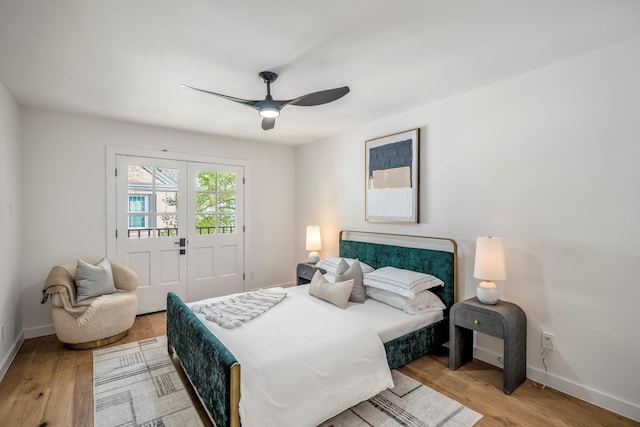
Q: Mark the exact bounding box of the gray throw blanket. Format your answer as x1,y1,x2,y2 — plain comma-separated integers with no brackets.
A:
191,288,287,329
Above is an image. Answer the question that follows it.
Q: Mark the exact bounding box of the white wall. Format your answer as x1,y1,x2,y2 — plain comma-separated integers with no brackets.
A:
21,108,296,336
295,37,640,420
0,79,23,378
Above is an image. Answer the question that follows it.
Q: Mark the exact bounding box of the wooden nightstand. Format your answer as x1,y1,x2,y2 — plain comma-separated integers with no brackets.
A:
449,297,527,394
296,263,326,285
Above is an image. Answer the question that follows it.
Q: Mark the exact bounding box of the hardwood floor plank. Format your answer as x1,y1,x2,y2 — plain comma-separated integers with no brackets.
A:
40,345,78,427
73,361,93,427
1,312,637,426
3,337,61,426
400,350,637,427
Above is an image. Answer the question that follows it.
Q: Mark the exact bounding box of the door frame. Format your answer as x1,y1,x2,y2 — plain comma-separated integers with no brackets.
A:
106,145,249,289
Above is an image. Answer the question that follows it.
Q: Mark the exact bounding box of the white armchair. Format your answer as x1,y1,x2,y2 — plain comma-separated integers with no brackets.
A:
42,259,139,349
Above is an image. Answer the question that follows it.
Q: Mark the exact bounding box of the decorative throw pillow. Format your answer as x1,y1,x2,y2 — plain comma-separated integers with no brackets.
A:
308,270,354,310
76,258,116,301
335,259,366,303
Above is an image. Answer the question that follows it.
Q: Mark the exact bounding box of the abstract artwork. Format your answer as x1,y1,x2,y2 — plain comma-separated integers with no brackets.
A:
365,128,419,223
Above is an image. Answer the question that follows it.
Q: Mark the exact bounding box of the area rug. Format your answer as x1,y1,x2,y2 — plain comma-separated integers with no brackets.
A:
94,336,482,427
93,335,204,427
320,369,482,427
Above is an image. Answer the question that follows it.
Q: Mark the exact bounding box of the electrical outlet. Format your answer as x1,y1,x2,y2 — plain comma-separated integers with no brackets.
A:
542,331,555,351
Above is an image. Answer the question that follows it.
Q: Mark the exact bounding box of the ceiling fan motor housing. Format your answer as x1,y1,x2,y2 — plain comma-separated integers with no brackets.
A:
259,71,278,84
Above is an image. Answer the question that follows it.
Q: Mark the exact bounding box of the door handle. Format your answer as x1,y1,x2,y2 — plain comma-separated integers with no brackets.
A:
174,238,186,247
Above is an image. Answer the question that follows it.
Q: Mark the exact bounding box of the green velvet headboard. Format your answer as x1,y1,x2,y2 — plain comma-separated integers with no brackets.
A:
339,230,457,316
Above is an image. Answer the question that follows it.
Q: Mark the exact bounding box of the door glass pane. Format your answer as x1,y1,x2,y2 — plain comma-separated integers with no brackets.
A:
196,215,215,234
196,171,216,191
218,215,236,234
127,165,180,239
196,193,216,213
157,215,178,236
217,172,236,192
195,170,237,234
217,193,235,213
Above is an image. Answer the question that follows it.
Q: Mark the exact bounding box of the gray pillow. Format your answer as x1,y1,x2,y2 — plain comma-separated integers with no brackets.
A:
335,259,366,303
76,258,116,301
308,270,354,309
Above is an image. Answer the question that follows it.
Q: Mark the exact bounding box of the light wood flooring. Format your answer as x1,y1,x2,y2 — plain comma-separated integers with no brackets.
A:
0,312,636,426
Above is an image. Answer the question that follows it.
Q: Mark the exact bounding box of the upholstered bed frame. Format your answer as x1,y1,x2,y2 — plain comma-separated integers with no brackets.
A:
167,230,458,427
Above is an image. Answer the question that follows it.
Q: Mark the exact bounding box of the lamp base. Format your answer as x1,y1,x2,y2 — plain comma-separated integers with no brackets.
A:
308,251,320,264
476,280,500,304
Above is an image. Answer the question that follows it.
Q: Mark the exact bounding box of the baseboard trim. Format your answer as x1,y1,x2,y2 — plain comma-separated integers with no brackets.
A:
23,323,55,339
0,331,24,383
474,347,640,423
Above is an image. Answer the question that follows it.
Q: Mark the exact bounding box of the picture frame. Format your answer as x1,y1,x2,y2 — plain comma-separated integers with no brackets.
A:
365,128,419,223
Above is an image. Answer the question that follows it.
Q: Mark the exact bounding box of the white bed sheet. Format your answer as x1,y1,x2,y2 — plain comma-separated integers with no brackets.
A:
186,287,393,427
288,284,443,342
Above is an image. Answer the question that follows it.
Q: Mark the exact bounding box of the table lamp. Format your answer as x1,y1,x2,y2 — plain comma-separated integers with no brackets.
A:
306,225,322,264
473,236,506,304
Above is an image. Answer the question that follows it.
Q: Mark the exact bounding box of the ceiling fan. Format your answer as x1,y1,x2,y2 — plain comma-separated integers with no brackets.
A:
182,71,350,130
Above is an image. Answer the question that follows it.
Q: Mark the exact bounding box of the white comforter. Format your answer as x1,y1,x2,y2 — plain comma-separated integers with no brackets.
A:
187,287,393,427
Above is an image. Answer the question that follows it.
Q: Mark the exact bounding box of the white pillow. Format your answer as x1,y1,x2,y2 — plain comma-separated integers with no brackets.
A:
363,266,443,298
316,258,374,275
76,258,116,301
308,270,354,310
366,287,445,314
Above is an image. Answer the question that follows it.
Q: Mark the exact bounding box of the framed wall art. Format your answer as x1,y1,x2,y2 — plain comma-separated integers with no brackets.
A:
365,128,419,223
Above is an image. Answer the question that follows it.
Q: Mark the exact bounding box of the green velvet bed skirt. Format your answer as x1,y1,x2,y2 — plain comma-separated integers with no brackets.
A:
384,318,448,369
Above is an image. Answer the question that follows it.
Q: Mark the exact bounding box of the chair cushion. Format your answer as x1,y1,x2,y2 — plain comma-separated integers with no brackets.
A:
76,258,116,301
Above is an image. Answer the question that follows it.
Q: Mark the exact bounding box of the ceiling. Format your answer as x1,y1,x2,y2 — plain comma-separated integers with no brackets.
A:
1,1,639,145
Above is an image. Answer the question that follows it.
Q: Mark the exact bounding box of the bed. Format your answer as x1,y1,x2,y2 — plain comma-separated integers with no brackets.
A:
167,230,458,427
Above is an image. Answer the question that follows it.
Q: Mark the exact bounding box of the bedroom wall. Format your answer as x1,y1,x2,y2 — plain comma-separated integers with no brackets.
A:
20,108,296,337
0,79,23,379
295,37,640,420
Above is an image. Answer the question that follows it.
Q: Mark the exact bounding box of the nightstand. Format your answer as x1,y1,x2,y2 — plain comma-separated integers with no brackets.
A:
296,263,326,285
449,297,527,394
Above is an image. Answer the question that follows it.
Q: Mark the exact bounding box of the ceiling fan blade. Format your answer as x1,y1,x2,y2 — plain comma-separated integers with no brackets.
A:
287,86,350,107
262,117,276,130
181,84,260,108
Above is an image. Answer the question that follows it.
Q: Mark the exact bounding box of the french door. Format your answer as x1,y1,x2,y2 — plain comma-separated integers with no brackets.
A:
187,162,244,301
115,155,244,313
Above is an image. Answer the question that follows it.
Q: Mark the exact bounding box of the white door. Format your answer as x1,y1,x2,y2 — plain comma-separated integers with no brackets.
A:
116,156,188,313
115,155,245,313
187,162,245,301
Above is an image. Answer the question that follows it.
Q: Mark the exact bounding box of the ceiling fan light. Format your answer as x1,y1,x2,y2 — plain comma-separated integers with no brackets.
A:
259,107,280,118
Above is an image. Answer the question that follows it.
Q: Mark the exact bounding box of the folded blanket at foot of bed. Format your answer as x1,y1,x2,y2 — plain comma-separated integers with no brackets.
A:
191,288,287,328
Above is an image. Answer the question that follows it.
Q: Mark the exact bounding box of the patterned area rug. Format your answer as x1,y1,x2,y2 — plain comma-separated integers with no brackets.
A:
321,369,482,427
93,335,204,427
94,336,482,427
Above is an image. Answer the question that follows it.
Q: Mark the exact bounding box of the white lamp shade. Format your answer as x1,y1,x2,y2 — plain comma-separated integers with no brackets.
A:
473,237,506,281
305,226,322,251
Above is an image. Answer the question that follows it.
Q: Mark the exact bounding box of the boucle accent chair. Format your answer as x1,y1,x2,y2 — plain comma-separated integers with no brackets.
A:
43,260,139,349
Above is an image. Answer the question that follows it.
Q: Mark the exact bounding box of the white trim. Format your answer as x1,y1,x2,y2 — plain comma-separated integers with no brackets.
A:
23,324,56,339
0,332,24,383
473,346,640,422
